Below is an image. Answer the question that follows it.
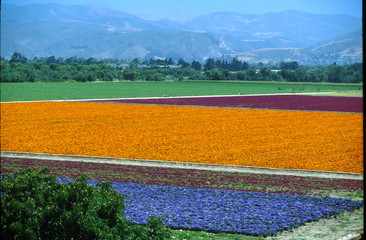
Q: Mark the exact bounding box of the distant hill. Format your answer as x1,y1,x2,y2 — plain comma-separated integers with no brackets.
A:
184,11,361,48
1,3,362,64
233,29,362,65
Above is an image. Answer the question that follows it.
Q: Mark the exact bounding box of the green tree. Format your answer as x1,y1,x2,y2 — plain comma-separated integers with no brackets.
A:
236,72,248,81
247,69,257,80
64,56,78,65
123,69,139,81
0,60,9,71
306,71,319,82
49,63,59,71
98,70,114,81
46,56,57,65
191,60,202,70
327,63,343,83
230,58,242,71
204,58,215,71
351,72,362,83
280,61,299,70
166,58,174,65
85,57,97,65
31,62,43,70
279,69,297,82
129,58,140,69
23,68,36,82
242,61,249,71
178,59,190,68
205,68,224,80
258,68,271,81
1,167,171,240
9,52,28,64
147,72,163,81
295,69,307,82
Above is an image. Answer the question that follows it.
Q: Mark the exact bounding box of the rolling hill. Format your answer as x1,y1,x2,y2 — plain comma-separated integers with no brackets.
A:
1,3,362,64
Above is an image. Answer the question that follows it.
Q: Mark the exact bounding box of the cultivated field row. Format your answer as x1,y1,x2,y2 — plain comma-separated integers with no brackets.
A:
1,151,362,180
82,94,363,113
1,100,362,173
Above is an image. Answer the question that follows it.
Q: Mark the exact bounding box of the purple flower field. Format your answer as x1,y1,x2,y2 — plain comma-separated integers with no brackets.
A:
54,177,363,237
1,157,364,236
85,95,363,113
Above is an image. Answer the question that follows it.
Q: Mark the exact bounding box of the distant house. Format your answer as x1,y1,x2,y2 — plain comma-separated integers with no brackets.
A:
168,65,181,69
138,64,149,69
255,69,281,73
156,65,181,69
117,64,130,69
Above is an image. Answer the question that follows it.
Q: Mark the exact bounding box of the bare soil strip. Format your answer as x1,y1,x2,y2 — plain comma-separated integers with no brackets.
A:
267,207,364,240
1,151,362,180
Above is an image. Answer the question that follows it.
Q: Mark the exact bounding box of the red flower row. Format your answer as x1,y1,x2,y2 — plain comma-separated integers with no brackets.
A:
1,157,363,196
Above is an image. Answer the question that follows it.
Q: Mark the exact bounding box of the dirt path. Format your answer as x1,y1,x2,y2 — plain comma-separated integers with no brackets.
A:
1,92,335,103
1,151,362,180
267,207,363,240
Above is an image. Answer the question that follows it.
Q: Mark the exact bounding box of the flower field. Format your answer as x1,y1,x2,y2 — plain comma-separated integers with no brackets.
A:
1,156,364,237
85,95,363,113
1,157,363,196
0,101,363,173
1,93,364,238
49,176,362,237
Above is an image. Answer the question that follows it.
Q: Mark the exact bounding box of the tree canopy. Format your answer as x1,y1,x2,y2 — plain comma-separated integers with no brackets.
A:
0,53,363,83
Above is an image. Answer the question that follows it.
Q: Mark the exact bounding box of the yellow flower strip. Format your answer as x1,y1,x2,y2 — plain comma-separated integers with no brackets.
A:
1,102,363,173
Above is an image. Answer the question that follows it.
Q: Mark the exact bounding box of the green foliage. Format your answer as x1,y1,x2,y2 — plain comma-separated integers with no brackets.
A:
203,58,249,72
328,63,343,83
1,167,171,240
9,52,28,64
280,61,299,70
204,58,216,71
191,60,202,70
171,229,265,240
123,68,139,81
343,190,364,200
204,68,236,80
178,58,190,68
0,53,363,83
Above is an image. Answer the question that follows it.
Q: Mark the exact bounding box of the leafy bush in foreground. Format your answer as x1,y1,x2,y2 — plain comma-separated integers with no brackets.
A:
0,167,170,240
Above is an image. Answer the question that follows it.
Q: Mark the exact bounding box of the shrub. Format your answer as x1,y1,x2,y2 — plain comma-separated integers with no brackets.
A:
0,167,171,240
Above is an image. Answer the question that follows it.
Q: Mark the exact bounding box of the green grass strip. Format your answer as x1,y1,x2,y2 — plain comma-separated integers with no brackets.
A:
1,81,362,102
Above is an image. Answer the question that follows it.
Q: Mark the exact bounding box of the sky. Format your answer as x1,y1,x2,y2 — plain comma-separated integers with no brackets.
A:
3,0,363,20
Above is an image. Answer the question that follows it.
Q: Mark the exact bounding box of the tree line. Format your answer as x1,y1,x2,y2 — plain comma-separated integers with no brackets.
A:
0,52,363,83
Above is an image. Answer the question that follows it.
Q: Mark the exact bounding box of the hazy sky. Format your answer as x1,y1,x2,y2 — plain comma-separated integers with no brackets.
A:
4,0,363,18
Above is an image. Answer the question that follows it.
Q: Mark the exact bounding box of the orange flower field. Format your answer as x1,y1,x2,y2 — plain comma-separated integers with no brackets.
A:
0,102,363,173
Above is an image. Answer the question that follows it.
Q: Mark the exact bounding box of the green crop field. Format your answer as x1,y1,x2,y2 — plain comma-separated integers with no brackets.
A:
0,81,362,102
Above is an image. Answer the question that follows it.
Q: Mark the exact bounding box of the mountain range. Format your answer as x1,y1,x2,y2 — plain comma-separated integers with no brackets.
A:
1,3,362,64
